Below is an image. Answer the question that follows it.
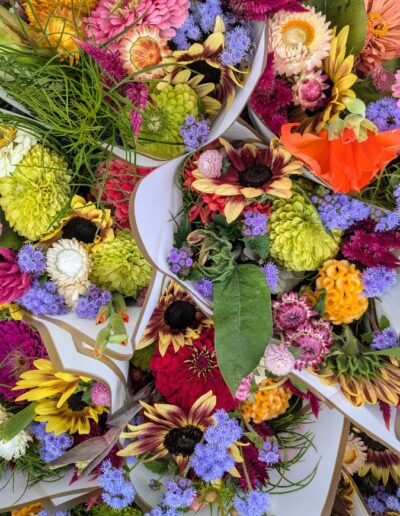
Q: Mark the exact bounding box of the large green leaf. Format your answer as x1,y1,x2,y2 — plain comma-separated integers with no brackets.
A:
0,208,24,250
308,0,367,56
214,264,272,395
2,402,37,442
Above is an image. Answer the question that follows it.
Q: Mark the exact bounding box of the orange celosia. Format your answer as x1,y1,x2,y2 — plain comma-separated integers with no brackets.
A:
240,378,292,424
11,503,43,516
280,123,400,193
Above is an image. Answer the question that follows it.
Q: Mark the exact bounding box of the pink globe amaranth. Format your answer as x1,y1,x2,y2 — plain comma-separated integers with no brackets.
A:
133,0,191,38
0,248,32,304
371,66,395,93
90,382,111,406
235,373,254,401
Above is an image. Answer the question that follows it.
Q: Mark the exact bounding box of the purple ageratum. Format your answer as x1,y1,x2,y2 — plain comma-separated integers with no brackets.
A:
386,496,400,512
221,25,252,66
17,244,46,274
18,280,68,316
366,495,386,514
233,490,271,516
75,284,112,319
181,116,210,152
146,509,179,516
194,278,214,301
261,262,279,291
189,442,235,482
161,479,196,509
259,439,280,465
243,210,268,236
371,328,398,350
362,266,397,298
167,247,193,277
312,193,371,230
372,209,400,231
38,511,68,516
204,410,243,449
172,15,202,49
31,422,73,462
366,97,400,132
99,460,136,510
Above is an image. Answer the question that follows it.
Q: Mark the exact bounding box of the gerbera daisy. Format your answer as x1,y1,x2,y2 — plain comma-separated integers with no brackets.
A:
269,7,333,76
170,17,247,106
358,0,400,74
342,432,367,475
137,281,212,356
290,26,357,134
191,139,302,223
118,391,216,472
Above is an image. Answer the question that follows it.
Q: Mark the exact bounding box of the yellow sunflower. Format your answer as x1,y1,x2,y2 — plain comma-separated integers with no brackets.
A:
137,281,212,356
290,26,358,134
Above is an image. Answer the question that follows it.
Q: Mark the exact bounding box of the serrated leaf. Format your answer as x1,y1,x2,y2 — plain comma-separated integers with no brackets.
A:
2,402,37,442
336,354,349,375
361,332,373,344
379,315,391,331
245,235,270,260
0,208,24,250
144,459,169,474
214,264,272,395
131,343,156,372
312,289,327,318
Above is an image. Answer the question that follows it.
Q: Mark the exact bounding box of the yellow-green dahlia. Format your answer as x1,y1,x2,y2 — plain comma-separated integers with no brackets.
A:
90,230,152,298
0,144,71,240
269,193,340,271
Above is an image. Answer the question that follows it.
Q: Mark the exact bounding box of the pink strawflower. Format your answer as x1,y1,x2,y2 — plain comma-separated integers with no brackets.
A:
0,320,48,402
392,70,400,107
287,320,332,370
264,343,295,376
235,373,254,401
0,248,32,304
370,66,395,93
198,150,223,178
228,0,305,21
93,159,152,228
272,291,317,332
90,382,111,406
292,70,329,111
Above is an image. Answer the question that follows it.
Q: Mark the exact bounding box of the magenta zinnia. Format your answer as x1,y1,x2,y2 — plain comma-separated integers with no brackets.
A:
0,320,48,402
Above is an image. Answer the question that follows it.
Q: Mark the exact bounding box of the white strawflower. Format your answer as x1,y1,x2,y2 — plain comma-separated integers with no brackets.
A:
0,124,37,177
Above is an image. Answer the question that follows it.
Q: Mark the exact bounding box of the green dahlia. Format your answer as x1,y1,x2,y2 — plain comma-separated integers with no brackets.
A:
269,193,340,271
0,144,71,240
90,230,152,298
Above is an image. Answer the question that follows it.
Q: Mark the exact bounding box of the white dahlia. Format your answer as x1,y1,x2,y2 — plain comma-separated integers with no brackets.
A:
0,124,38,177
269,7,333,76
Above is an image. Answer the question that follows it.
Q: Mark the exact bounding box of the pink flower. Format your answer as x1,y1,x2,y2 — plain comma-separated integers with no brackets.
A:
370,66,395,93
133,0,190,38
0,248,32,304
272,291,317,332
264,343,295,376
229,0,305,21
235,373,254,401
392,70,400,107
198,150,223,178
292,70,329,111
287,320,332,370
90,382,111,406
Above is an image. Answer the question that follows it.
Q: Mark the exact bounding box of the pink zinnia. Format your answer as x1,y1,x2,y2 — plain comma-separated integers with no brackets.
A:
0,248,32,304
229,0,305,21
133,0,190,38
392,70,400,107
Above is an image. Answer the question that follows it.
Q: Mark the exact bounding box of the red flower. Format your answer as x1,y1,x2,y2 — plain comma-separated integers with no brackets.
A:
342,229,400,268
150,327,238,412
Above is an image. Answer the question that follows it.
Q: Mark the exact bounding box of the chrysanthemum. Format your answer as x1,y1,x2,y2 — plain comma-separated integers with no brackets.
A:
356,430,400,485
191,139,302,223
118,391,216,472
342,432,367,475
269,7,332,77
0,124,37,177
358,0,400,74
138,281,211,356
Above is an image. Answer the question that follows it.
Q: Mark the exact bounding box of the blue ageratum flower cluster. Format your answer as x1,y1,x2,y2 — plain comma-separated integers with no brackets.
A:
38,511,68,516
17,244,46,274
194,278,214,301
99,460,136,510
366,97,400,132
258,439,280,465
18,280,68,316
371,328,398,351
362,266,397,298
145,480,196,515
180,116,210,152
312,193,371,230
220,25,253,66
372,208,400,231
168,247,193,277
75,284,112,319
261,262,279,292
31,422,73,463
233,489,271,516
366,484,400,514
243,210,268,236
190,410,243,482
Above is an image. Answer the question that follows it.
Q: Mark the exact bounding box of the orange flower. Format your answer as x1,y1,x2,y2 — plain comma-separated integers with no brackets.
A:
280,123,400,193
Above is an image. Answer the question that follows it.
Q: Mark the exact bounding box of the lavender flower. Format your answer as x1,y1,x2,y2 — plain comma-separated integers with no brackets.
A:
366,97,400,132
198,0,224,33
386,496,400,512
312,193,370,230
167,247,193,276
75,285,112,319
194,278,214,301
221,26,252,66
366,495,386,514
172,15,202,49
181,116,210,152
146,509,179,516
204,410,243,448
371,328,398,350
17,244,46,274
373,209,400,231
259,439,280,465
38,511,68,516
233,490,271,516
362,266,397,297
243,210,268,237
261,262,279,291
18,280,68,316
99,460,136,510
39,429,73,463
161,480,196,509
190,442,235,481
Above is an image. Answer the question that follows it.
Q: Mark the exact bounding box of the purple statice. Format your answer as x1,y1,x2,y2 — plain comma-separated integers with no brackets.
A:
261,262,279,292
366,495,386,514
99,460,136,510
194,278,214,301
233,490,271,516
204,410,243,449
373,209,400,231
258,439,280,465
180,116,210,152
221,25,252,66
75,284,112,319
190,442,235,481
17,244,46,274
371,328,398,350
161,479,196,509
243,210,268,236
167,247,193,277
362,266,397,297
312,193,371,230
366,97,400,132
18,280,68,316
80,42,125,83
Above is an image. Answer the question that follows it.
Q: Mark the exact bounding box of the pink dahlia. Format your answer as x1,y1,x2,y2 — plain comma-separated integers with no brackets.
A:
272,291,317,332
264,343,295,376
0,248,32,304
133,0,190,39
93,159,152,228
0,320,48,402
392,70,400,107
228,0,305,21
287,320,332,369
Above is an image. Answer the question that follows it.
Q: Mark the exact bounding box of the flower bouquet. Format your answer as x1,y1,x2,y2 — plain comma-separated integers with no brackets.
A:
249,0,400,194
0,0,266,167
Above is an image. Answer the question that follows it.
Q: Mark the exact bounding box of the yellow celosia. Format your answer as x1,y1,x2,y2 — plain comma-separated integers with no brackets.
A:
240,378,292,424
316,259,368,325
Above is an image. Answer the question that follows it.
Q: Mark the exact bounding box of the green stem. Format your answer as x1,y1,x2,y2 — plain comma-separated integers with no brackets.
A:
342,326,361,356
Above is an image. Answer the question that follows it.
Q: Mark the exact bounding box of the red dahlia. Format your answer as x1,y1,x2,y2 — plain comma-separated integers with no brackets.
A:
150,327,238,413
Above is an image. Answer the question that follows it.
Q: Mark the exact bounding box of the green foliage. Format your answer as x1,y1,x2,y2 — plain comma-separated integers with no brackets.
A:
0,207,24,250
144,458,169,474
131,343,156,373
214,264,272,394
244,235,270,260
312,289,327,318
352,77,382,104
2,402,37,442
379,315,391,331
173,216,192,248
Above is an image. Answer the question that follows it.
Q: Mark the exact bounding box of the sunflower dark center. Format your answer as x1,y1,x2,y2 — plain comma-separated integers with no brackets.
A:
238,164,273,188
67,392,89,412
187,60,222,85
62,217,98,243
164,301,196,330
163,425,203,456
357,431,386,452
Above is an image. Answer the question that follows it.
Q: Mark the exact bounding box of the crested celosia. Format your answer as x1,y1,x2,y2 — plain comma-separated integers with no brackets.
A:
240,379,292,423
229,0,305,20
0,248,32,305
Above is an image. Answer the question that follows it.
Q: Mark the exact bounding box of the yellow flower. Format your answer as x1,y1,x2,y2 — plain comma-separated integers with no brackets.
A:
240,378,292,423
11,502,43,516
0,303,24,320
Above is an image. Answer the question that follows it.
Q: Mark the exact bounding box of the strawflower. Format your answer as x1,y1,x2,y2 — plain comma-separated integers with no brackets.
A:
371,66,395,93
362,266,397,297
273,292,316,332
0,124,37,178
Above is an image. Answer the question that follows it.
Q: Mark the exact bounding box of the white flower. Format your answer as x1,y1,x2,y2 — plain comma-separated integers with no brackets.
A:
269,7,332,76
0,425,32,461
343,433,367,475
0,124,37,177
264,343,295,376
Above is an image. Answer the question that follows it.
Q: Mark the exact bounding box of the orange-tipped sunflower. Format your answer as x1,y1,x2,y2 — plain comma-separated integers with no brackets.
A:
137,281,212,356
191,138,303,223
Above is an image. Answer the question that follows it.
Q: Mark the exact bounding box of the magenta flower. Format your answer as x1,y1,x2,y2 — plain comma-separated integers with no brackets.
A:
272,291,317,332
0,248,32,304
228,0,305,20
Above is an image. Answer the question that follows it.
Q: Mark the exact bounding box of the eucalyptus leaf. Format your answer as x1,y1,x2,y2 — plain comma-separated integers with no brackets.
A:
2,402,37,442
214,264,272,395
